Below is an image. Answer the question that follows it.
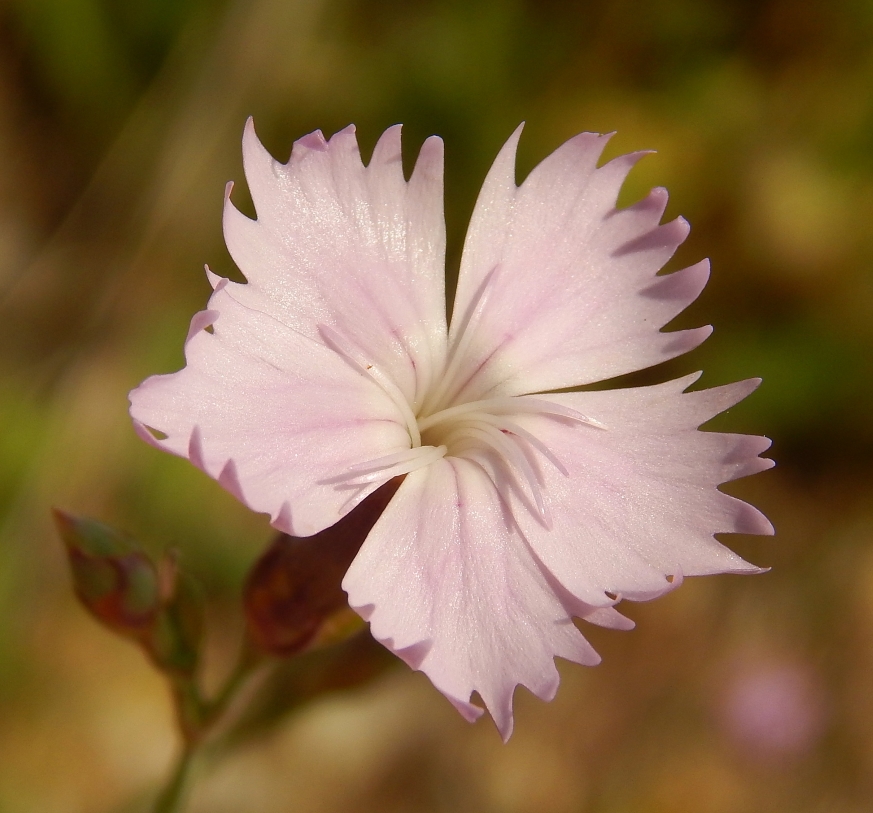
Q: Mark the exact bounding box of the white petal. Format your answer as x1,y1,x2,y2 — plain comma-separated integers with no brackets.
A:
220,120,447,409
494,376,774,606
129,284,410,537
446,126,710,403
343,457,600,741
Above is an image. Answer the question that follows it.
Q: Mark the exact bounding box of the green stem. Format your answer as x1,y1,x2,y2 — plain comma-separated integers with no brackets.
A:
201,644,262,727
152,745,196,813
151,647,263,813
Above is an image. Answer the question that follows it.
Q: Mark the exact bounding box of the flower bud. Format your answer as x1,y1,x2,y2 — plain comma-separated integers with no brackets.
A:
54,510,203,678
54,510,161,632
244,478,401,657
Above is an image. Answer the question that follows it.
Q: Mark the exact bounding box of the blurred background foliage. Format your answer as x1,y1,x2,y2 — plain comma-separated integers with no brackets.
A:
0,0,872,810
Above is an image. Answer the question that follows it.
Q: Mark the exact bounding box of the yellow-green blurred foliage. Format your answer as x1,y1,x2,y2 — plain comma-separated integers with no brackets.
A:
1,0,872,810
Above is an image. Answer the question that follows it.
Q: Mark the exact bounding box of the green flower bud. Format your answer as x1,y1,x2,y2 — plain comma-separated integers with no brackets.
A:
54,510,161,632
54,511,203,679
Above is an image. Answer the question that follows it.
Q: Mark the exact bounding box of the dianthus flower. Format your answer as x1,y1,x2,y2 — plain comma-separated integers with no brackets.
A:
130,121,773,739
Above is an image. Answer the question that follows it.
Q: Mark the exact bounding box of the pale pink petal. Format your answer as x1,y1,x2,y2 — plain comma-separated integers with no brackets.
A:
343,457,600,741
444,126,711,403
220,120,447,409
129,283,410,537
495,375,773,606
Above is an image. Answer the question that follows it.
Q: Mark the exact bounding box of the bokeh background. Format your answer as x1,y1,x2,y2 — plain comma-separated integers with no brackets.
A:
1,0,872,810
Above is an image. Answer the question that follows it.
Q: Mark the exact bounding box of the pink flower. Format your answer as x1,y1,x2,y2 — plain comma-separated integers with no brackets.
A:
130,121,774,739
718,660,828,762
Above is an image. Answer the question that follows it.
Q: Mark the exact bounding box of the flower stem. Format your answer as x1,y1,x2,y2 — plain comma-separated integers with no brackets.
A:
150,646,263,813
152,744,196,813
202,645,260,726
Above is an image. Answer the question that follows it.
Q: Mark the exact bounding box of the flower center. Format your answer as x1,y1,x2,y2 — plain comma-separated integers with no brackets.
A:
318,313,605,526
416,397,603,527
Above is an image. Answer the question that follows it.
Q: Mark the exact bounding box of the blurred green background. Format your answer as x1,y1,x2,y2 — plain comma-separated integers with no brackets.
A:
1,0,872,810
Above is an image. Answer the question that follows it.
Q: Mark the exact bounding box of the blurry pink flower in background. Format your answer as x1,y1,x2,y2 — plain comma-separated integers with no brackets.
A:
717,659,828,762
129,121,773,739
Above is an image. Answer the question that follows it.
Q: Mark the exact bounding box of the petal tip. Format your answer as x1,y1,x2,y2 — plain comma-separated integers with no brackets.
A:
370,124,404,166
218,458,245,502
204,265,224,290
131,417,166,450
270,501,294,534
447,695,485,725
294,129,329,154
187,426,206,470
662,324,712,356
184,308,218,345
